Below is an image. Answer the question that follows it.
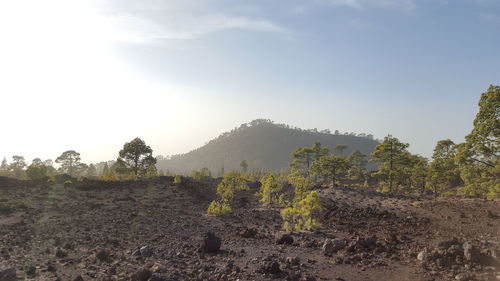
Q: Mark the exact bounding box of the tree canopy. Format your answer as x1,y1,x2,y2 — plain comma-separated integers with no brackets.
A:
117,137,157,177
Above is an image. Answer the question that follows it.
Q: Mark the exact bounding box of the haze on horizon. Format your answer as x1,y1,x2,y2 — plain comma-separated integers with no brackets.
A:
1,0,499,164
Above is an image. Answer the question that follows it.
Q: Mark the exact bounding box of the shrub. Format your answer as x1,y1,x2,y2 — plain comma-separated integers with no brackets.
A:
256,173,282,207
411,201,421,207
63,180,72,186
281,191,322,231
55,173,72,184
173,175,182,184
207,171,248,215
207,200,232,215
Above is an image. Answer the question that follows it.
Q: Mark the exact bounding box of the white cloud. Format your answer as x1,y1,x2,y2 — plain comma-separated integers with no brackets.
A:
90,0,288,43
99,13,287,42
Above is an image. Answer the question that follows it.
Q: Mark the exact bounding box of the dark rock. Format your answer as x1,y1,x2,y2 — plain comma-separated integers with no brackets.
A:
437,238,460,250
0,268,17,281
455,273,470,281
417,248,430,262
73,275,84,281
323,239,347,256
140,246,153,257
131,269,152,281
55,249,67,258
463,242,478,262
149,276,166,281
96,249,110,262
260,261,281,275
285,256,300,266
276,233,294,245
200,232,221,253
238,227,257,238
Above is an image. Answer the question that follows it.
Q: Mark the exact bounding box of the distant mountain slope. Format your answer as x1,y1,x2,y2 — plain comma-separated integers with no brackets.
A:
157,119,379,175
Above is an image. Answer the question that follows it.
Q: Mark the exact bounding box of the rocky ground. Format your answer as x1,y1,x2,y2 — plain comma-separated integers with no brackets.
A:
0,176,499,281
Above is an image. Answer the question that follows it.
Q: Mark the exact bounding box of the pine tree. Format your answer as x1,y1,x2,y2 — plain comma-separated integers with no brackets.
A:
370,135,410,193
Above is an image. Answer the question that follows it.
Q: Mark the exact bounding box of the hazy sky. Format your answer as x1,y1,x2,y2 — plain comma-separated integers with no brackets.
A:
1,0,499,164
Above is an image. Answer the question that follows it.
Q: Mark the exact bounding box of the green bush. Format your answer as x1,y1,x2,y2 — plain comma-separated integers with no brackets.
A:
207,200,232,215
256,173,282,207
206,171,248,215
281,191,322,231
55,173,72,184
173,175,182,184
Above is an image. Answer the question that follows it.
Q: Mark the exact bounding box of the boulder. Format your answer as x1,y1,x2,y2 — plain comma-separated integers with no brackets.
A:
238,227,257,238
417,248,430,262
437,238,460,250
276,233,294,245
285,256,300,266
200,232,221,253
463,242,478,262
131,269,152,281
96,249,110,262
139,246,153,257
260,261,281,275
323,239,347,256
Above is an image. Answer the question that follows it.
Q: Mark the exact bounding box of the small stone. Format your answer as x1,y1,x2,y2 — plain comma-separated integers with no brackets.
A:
286,256,300,266
417,249,430,262
200,232,221,253
139,246,153,257
73,275,84,281
455,273,469,281
276,233,294,245
323,239,347,256
260,261,281,275
96,249,110,262
55,249,67,258
131,269,152,281
0,268,17,281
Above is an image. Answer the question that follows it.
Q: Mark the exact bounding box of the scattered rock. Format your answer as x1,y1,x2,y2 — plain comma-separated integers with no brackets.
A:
463,242,478,262
131,269,152,281
140,246,153,257
55,249,67,258
276,233,294,245
455,273,470,281
417,248,430,262
200,232,221,253
286,256,300,266
437,238,460,250
0,268,17,281
96,249,110,262
238,227,257,238
259,261,281,275
323,239,347,256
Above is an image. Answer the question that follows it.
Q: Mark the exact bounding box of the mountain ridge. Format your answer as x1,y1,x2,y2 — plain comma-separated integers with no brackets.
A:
157,119,380,174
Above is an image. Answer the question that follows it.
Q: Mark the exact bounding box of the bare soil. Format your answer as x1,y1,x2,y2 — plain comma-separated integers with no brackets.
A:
0,176,498,281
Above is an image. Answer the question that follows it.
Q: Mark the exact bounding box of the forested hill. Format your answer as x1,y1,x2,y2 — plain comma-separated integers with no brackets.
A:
157,119,380,175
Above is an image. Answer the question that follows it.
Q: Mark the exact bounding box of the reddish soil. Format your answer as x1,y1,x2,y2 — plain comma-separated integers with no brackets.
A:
0,176,498,281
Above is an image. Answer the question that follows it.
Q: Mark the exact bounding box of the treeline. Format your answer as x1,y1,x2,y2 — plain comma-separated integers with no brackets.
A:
158,119,379,174
0,138,158,182
204,118,377,145
280,85,499,198
204,85,498,232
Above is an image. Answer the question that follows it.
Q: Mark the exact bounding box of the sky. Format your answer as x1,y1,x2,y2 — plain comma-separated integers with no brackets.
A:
0,0,499,164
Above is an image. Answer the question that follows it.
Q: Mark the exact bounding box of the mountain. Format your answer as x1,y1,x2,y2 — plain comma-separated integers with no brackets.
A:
157,119,380,175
